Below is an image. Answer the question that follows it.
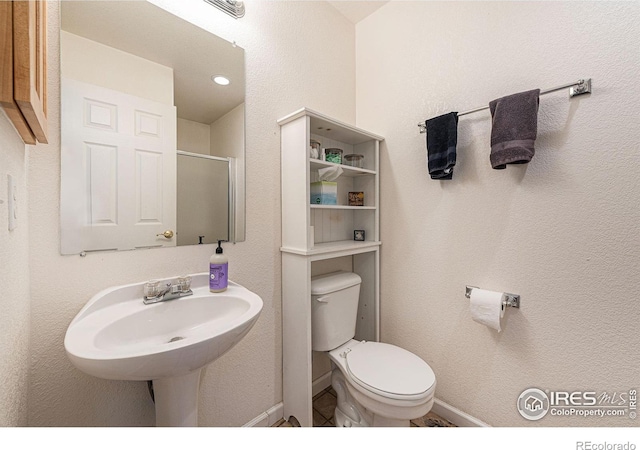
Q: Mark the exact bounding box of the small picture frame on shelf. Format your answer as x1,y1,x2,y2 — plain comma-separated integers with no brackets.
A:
348,192,364,206
354,230,365,241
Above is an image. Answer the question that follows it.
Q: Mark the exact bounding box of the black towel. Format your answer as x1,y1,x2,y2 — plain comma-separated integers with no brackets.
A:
426,112,459,180
489,89,540,169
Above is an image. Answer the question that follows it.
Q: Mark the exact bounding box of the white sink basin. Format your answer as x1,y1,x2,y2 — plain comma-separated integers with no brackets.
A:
64,273,262,426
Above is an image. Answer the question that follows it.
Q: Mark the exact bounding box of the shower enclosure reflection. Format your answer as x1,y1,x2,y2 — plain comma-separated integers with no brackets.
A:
177,152,232,246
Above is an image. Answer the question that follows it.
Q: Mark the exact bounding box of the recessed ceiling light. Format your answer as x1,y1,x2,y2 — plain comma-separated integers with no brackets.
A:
212,75,230,86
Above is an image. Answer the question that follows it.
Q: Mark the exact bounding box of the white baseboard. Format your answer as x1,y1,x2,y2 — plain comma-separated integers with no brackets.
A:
312,371,332,397
242,402,284,427
241,392,489,428
243,375,331,427
431,398,490,427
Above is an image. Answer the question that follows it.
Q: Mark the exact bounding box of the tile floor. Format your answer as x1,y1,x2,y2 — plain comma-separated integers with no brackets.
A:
274,387,456,427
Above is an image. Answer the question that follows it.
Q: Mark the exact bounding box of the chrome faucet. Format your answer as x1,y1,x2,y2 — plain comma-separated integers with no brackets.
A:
143,276,193,305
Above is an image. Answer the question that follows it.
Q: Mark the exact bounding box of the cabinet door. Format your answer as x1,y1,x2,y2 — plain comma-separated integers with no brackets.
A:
0,2,37,144
12,0,47,144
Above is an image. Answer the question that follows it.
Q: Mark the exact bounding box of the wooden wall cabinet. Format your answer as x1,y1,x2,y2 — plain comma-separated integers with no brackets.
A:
0,0,48,145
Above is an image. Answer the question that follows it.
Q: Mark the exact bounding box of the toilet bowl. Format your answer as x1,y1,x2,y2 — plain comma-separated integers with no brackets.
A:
311,271,437,427
329,339,436,427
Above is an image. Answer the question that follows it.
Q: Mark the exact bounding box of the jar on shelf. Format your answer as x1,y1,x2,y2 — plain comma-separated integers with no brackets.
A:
310,140,321,159
324,148,343,164
344,154,364,168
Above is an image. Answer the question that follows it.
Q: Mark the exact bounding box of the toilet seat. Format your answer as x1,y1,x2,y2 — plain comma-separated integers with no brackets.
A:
342,341,436,401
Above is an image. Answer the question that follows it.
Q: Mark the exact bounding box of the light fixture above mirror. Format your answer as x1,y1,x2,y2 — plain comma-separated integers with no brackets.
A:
203,0,245,19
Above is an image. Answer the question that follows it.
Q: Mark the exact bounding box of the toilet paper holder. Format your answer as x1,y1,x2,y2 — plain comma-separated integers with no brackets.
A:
465,286,520,309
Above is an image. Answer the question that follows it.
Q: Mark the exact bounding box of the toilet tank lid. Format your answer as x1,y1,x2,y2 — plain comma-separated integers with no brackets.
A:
311,271,362,295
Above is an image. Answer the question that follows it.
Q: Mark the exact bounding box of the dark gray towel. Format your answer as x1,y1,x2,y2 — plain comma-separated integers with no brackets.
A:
426,112,458,180
489,89,540,169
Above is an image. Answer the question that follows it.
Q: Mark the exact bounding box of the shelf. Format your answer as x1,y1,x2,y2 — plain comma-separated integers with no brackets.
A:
310,205,376,210
281,240,381,258
310,159,376,177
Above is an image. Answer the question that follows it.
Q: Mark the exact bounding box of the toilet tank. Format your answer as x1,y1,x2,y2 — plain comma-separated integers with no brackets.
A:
311,271,362,351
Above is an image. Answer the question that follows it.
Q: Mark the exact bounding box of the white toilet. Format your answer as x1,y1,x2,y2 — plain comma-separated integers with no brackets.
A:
311,271,436,427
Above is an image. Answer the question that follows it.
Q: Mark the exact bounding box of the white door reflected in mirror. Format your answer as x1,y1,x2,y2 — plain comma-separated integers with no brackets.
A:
61,79,177,253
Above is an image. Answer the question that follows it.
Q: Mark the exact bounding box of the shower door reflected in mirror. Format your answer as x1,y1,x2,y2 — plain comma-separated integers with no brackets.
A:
177,152,231,246
59,1,245,255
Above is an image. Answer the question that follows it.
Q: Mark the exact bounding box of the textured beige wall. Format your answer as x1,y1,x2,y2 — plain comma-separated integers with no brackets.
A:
210,103,244,159
27,0,355,426
177,118,211,155
0,112,30,427
356,2,640,426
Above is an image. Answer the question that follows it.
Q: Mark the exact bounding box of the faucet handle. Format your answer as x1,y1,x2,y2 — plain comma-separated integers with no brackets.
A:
143,280,161,298
176,276,192,292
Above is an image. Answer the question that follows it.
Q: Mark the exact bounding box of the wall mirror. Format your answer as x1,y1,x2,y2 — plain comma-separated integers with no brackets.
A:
59,0,245,255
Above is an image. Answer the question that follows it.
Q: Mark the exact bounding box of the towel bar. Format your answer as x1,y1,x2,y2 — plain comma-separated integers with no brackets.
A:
465,285,520,309
418,78,592,133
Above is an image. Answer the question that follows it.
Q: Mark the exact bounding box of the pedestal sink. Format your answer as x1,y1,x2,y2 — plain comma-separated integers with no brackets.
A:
64,273,263,426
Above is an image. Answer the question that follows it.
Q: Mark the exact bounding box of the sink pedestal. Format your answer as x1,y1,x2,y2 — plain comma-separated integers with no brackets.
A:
153,370,202,427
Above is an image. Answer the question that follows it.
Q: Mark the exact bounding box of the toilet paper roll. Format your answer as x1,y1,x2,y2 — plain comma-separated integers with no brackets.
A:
469,288,505,332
